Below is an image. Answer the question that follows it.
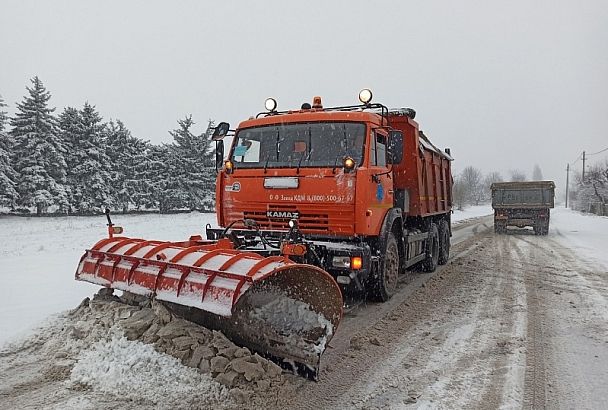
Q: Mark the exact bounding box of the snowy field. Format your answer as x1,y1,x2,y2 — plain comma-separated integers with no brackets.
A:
451,204,493,223
0,212,217,347
1,206,605,348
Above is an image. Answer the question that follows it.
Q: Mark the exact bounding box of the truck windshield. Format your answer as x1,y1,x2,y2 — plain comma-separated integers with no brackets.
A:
230,122,366,169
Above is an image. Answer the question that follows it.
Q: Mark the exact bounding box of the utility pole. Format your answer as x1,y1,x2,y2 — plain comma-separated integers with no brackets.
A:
565,163,569,208
582,151,586,182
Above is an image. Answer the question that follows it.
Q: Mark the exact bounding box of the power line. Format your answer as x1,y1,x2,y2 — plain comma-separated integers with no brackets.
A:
587,147,608,156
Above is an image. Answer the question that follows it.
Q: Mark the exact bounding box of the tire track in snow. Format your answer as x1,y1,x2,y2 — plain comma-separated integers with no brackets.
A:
510,236,548,409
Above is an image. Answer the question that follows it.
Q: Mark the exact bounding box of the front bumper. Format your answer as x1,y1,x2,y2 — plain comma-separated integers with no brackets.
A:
205,227,372,291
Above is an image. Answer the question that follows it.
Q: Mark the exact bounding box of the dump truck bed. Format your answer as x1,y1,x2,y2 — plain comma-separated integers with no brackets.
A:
491,181,555,209
389,113,453,218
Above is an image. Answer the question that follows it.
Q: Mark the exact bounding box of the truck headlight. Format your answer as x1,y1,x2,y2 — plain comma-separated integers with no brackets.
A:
332,256,363,269
332,256,351,268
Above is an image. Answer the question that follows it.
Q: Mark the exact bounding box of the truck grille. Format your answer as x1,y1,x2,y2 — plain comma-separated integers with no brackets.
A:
243,205,330,231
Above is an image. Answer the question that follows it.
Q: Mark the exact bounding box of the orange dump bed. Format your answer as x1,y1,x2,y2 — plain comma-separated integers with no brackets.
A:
390,113,453,218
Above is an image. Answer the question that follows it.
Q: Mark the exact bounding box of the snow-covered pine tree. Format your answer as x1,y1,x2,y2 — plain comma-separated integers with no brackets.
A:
0,94,8,130
200,119,217,210
169,116,216,211
0,95,19,208
145,143,189,212
105,119,152,212
60,102,112,214
10,77,69,215
57,106,80,210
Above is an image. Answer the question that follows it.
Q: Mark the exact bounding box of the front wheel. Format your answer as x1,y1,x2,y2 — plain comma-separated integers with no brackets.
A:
422,223,439,272
369,231,400,302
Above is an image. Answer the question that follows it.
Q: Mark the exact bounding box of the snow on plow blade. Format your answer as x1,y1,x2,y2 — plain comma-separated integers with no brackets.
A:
75,236,343,375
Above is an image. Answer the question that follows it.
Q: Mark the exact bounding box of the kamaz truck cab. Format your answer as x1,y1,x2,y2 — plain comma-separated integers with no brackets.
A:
208,90,453,301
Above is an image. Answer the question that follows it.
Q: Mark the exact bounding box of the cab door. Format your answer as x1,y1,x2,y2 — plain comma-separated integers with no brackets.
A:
356,129,394,235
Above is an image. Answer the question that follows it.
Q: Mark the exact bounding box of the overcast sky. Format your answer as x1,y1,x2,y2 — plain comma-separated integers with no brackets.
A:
2,0,607,198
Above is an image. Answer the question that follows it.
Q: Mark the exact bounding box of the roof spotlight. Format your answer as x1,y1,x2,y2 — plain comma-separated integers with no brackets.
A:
358,88,373,104
265,97,277,112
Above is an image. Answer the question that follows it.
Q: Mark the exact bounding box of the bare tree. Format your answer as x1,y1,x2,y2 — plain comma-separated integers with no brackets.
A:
460,166,484,205
532,164,543,180
484,171,503,187
452,175,466,210
575,161,608,214
483,171,503,202
509,169,527,182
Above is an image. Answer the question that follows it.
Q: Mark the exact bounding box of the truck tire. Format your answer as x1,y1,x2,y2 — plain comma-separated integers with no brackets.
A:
422,223,439,272
539,220,549,235
438,219,450,265
534,219,547,235
494,219,506,234
369,231,399,302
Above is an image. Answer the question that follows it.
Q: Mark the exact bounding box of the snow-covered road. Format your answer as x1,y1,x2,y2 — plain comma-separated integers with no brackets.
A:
1,207,607,409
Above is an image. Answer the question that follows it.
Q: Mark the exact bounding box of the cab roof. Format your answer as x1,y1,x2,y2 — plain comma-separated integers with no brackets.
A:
237,110,383,130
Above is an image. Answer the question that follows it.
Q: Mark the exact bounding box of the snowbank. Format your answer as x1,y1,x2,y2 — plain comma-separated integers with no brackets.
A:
71,334,227,403
550,207,608,269
452,205,493,223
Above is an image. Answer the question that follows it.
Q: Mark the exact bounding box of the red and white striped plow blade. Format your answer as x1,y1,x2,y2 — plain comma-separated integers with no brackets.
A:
75,236,343,373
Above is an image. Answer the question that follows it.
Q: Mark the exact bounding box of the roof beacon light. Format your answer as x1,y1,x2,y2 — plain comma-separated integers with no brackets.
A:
312,96,323,109
358,88,373,104
265,97,277,112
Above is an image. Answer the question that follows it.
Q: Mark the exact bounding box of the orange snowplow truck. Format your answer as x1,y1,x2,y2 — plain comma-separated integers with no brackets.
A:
75,89,452,378
209,89,453,301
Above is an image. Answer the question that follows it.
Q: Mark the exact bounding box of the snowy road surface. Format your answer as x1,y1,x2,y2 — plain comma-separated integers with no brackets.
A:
1,207,607,409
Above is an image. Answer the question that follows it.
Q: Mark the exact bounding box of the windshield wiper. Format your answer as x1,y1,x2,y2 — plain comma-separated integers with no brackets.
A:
296,152,305,174
332,154,343,174
263,155,270,174
333,125,350,174
296,148,313,174
264,129,280,174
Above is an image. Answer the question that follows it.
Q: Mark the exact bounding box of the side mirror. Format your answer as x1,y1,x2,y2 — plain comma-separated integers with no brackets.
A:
388,131,403,164
212,122,230,140
215,140,224,171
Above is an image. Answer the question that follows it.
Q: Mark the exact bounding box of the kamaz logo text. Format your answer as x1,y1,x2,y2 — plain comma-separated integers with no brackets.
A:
266,211,300,219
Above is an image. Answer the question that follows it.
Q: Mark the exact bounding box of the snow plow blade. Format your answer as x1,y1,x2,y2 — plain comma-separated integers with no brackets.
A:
75,236,343,376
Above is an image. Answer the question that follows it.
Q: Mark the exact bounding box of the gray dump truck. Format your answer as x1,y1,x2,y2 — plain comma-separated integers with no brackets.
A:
491,181,555,235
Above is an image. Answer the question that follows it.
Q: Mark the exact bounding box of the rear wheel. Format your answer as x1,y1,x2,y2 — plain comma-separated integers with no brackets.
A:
438,219,450,265
494,219,506,234
422,223,439,272
539,220,549,235
369,231,399,302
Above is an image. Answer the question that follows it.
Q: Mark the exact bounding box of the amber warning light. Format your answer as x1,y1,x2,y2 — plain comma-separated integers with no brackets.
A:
224,160,234,174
